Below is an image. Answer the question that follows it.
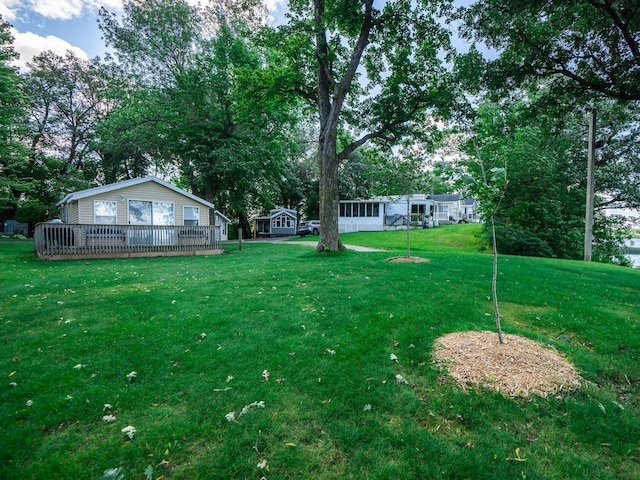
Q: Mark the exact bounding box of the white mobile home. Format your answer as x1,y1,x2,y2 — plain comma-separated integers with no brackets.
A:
338,194,477,233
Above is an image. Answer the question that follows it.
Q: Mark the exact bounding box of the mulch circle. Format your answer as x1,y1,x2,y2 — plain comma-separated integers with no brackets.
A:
433,331,582,398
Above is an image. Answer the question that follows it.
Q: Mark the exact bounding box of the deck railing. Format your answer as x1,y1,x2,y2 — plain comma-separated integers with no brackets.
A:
33,223,222,260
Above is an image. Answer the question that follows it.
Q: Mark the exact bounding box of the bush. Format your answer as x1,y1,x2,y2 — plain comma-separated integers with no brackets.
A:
492,224,554,258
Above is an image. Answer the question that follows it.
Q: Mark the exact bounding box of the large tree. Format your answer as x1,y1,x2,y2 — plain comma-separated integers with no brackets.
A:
0,17,32,223
264,0,455,251
98,0,303,235
459,0,640,102
17,51,116,223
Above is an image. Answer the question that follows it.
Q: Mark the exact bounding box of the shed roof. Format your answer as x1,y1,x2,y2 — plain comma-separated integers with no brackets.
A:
253,208,297,221
214,210,231,222
56,177,215,209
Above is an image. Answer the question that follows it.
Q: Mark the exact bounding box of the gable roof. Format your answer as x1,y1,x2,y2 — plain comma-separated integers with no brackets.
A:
428,193,462,202
214,210,231,222
56,177,215,209
253,208,297,221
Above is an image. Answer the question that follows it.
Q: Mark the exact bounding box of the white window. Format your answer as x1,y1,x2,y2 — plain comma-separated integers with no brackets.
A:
184,206,200,226
94,200,117,224
129,200,174,225
272,214,291,229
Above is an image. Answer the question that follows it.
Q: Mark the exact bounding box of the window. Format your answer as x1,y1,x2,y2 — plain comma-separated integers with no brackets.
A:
436,204,449,219
129,200,174,225
411,204,426,215
272,213,292,229
153,202,174,226
184,206,200,226
340,202,380,217
94,200,117,224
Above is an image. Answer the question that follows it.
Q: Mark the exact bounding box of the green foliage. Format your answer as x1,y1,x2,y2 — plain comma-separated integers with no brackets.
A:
1,235,639,479
459,0,640,102
0,17,30,221
460,97,634,263
97,1,306,233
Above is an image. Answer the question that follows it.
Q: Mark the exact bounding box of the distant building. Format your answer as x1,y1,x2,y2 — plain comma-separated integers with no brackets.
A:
338,194,478,233
252,208,298,237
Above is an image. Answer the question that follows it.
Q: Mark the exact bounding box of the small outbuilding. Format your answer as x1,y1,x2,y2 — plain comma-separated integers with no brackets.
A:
252,208,298,237
214,210,231,241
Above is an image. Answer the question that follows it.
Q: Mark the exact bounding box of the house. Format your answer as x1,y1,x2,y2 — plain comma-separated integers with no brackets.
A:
338,194,478,233
252,208,297,237
33,176,223,260
461,198,479,222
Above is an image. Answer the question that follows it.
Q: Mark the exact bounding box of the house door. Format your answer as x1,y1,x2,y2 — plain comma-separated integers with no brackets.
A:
128,200,175,246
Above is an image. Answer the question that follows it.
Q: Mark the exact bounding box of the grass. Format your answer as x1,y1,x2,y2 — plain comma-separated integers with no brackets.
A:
1,225,639,479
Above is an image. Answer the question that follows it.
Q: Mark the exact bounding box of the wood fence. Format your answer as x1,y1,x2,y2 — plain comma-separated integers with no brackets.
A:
33,223,222,260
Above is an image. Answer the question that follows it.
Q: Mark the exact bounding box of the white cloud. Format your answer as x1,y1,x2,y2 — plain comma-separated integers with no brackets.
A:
1,0,283,22
11,28,88,70
31,0,84,20
0,0,22,21
0,0,123,21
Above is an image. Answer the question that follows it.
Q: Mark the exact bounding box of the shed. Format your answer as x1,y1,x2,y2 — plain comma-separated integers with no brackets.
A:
214,210,231,241
252,208,297,237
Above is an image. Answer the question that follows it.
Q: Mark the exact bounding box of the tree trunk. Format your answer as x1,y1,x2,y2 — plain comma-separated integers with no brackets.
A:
312,0,372,252
317,128,344,252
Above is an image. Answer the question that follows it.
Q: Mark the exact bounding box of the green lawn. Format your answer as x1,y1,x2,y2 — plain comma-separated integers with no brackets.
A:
1,226,639,479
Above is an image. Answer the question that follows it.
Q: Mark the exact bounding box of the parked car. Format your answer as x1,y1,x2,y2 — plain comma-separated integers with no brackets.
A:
297,220,320,236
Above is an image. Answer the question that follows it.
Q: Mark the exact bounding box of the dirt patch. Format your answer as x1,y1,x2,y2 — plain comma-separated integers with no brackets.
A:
433,331,582,398
387,256,429,263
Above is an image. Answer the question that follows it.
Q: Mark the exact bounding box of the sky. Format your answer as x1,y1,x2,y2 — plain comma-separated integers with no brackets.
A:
1,0,288,70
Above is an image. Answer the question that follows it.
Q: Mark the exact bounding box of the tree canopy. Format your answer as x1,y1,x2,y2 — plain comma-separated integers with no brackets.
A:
261,0,455,250
0,17,30,219
460,0,640,102
2,1,639,264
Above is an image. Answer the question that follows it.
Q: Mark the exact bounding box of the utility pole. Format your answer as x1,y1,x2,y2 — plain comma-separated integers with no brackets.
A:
584,110,596,261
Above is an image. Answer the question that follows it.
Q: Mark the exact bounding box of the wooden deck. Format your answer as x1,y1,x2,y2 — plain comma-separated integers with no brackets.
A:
33,223,223,260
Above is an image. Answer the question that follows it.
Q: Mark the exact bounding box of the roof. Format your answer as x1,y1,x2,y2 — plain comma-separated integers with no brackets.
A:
214,210,231,222
56,177,215,209
428,193,462,202
253,208,297,221
463,198,477,206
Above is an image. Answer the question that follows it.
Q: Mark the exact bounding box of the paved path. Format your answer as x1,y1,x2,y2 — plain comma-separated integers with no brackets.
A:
228,238,384,252
291,241,384,252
